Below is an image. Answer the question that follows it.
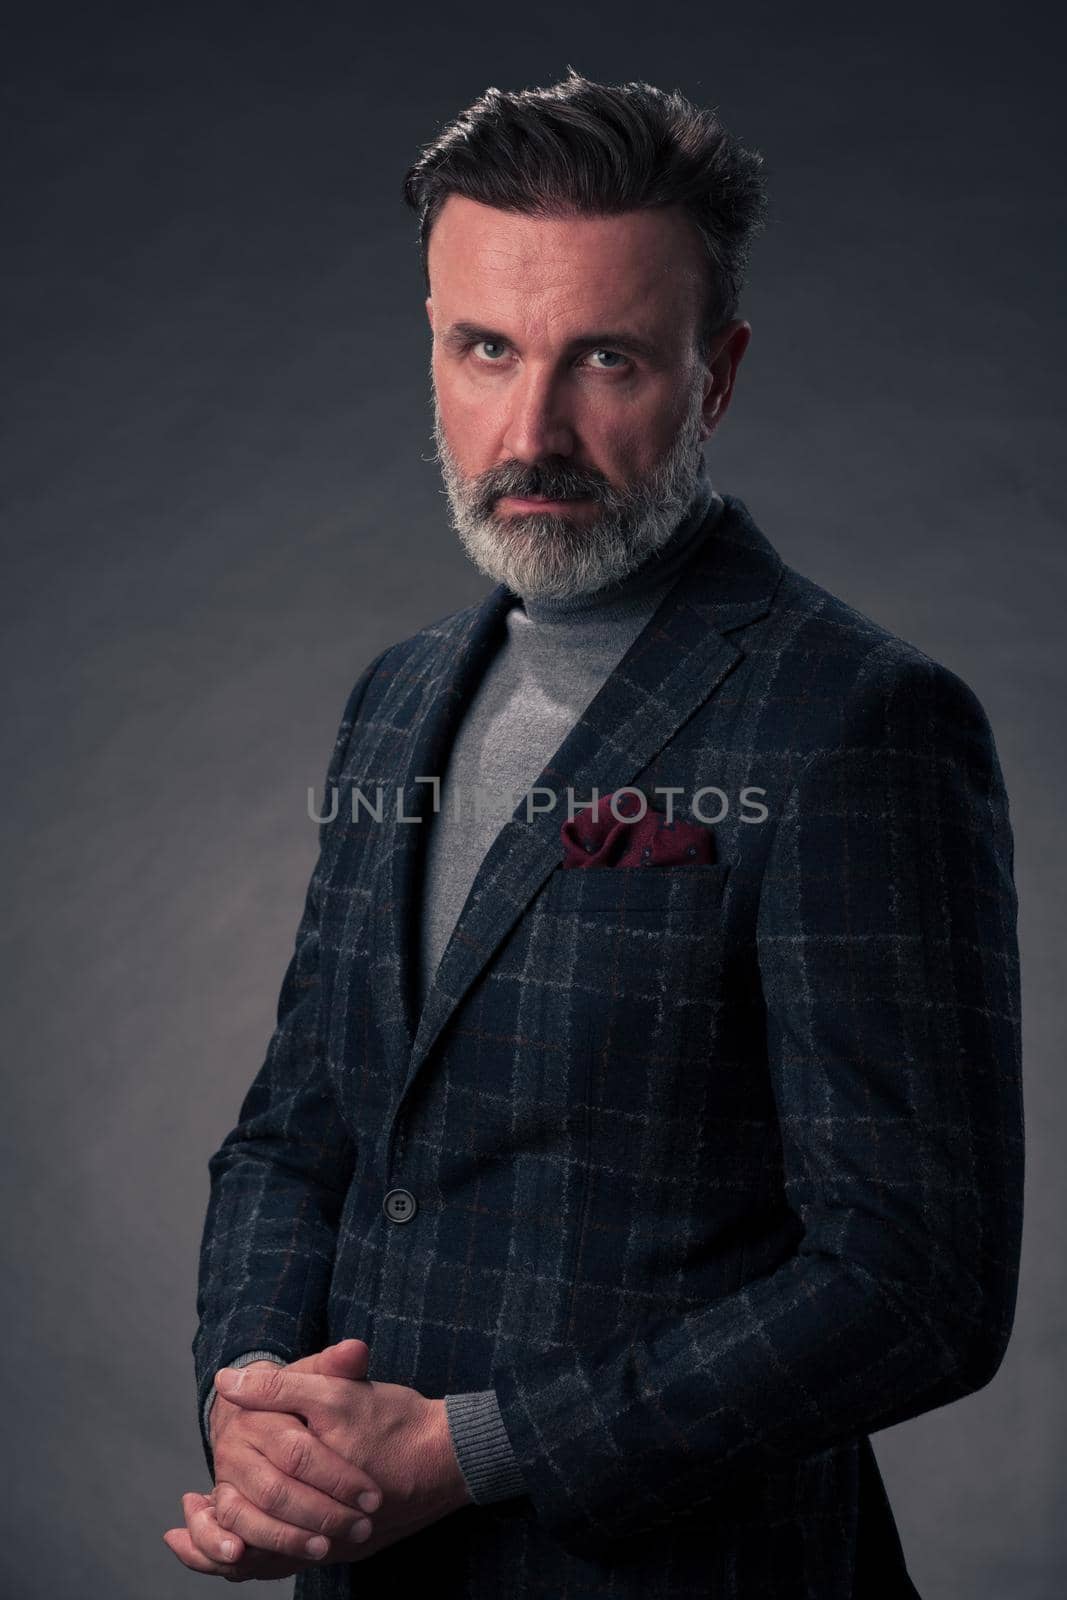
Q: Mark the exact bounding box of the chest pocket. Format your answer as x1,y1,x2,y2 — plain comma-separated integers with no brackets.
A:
542,860,738,1129
546,856,730,1034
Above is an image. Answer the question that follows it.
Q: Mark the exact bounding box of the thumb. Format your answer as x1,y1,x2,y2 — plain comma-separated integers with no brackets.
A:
314,1338,371,1379
289,1339,371,1380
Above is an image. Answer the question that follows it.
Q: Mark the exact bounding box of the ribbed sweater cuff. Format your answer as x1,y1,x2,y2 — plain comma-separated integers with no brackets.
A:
202,1349,287,1445
443,1389,528,1505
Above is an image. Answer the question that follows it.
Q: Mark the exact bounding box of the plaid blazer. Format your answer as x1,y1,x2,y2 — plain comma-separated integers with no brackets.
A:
193,492,1023,1598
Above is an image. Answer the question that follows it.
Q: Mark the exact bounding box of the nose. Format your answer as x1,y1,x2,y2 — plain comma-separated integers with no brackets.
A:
500,366,577,464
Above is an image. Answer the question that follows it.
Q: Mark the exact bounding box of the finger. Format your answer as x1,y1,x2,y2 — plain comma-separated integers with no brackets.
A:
306,1339,370,1380
255,1422,384,1515
214,1479,373,1563
164,1526,305,1583
164,1526,234,1576
220,1440,379,1548
215,1363,340,1422
282,1344,368,1386
181,1489,246,1567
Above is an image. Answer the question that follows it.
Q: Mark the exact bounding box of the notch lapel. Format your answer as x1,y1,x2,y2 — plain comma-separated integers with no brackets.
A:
366,580,515,1089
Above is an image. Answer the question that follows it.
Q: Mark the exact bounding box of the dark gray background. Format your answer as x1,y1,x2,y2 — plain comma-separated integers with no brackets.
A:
3,1,1062,1594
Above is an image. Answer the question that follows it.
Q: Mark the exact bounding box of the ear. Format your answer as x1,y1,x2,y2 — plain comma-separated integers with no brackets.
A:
699,320,751,442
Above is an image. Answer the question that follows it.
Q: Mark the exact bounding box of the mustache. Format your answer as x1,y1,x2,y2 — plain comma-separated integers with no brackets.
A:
473,460,614,511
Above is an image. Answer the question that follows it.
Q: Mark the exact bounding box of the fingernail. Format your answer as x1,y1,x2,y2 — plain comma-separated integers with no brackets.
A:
349,1518,372,1542
358,1491,380,1512
216,1368,243,1390
305,1536,329,1559
220,1539,236,1561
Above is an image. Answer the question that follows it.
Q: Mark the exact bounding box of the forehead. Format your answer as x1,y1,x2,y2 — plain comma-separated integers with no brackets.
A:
427,194,705,339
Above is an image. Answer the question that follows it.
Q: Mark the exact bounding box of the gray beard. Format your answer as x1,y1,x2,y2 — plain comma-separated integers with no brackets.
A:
430,379,707,603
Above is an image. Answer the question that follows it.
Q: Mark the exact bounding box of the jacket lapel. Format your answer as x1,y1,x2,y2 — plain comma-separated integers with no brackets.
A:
366,580,515,1089
373,494,785,1168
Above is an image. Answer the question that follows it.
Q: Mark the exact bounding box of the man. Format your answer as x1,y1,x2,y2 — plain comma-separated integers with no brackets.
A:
167,70,1024,1597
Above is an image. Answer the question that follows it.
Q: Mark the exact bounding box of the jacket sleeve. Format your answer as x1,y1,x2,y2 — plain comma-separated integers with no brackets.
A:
192,646,390,1482
491,642,1024,1561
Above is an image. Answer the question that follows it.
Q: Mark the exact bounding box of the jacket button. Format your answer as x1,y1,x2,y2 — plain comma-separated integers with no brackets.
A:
383,1188,417,1223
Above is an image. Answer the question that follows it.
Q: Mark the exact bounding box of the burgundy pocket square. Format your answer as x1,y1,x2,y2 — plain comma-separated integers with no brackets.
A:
560,788,716,868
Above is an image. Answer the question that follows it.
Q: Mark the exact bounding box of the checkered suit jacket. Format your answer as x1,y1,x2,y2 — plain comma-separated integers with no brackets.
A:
193,492,1023,1598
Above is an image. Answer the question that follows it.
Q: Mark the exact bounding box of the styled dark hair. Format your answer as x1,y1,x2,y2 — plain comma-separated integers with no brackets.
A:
402,67,768,361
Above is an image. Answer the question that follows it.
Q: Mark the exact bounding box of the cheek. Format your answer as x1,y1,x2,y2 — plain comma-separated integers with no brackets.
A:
587,422,656,485
435,372,507,461
580,388,677,472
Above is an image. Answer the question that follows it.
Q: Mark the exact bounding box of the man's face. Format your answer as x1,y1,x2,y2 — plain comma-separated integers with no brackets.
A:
426,195,749,601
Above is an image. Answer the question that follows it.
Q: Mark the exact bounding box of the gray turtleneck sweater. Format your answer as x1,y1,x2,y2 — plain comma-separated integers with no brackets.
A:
208,460,724,1513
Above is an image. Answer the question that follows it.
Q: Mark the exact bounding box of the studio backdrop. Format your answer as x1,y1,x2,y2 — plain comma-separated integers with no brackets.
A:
3,3,1062,1597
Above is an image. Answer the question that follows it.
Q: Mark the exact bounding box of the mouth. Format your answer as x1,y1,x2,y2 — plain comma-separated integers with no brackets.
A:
497,494,591,514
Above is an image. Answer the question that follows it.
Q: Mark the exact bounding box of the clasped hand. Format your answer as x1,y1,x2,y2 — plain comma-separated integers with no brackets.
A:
163,1339,472,1582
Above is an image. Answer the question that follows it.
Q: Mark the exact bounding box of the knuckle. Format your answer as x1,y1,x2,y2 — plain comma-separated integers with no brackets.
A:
213,1500,236,1532
258,1365,285,1403
263,1520,292,1556
256,1470,291,1519
323,1465,348,1501
324,1501,354,1536
279,1430,315,1480
307,1498,339,1536
212,1487,238,1531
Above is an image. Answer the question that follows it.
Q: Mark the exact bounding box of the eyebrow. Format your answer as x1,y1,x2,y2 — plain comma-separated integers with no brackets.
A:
440,319,664,364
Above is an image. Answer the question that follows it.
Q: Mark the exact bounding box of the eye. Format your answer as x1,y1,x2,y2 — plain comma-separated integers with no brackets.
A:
584,349,629,371
472,339,509,362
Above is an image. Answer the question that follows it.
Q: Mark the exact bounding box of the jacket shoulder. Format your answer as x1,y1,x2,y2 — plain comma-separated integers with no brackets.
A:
766,561,1000,772
775,558,991,716
337,591,497,719
378,591,496,671
714,494,987,724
